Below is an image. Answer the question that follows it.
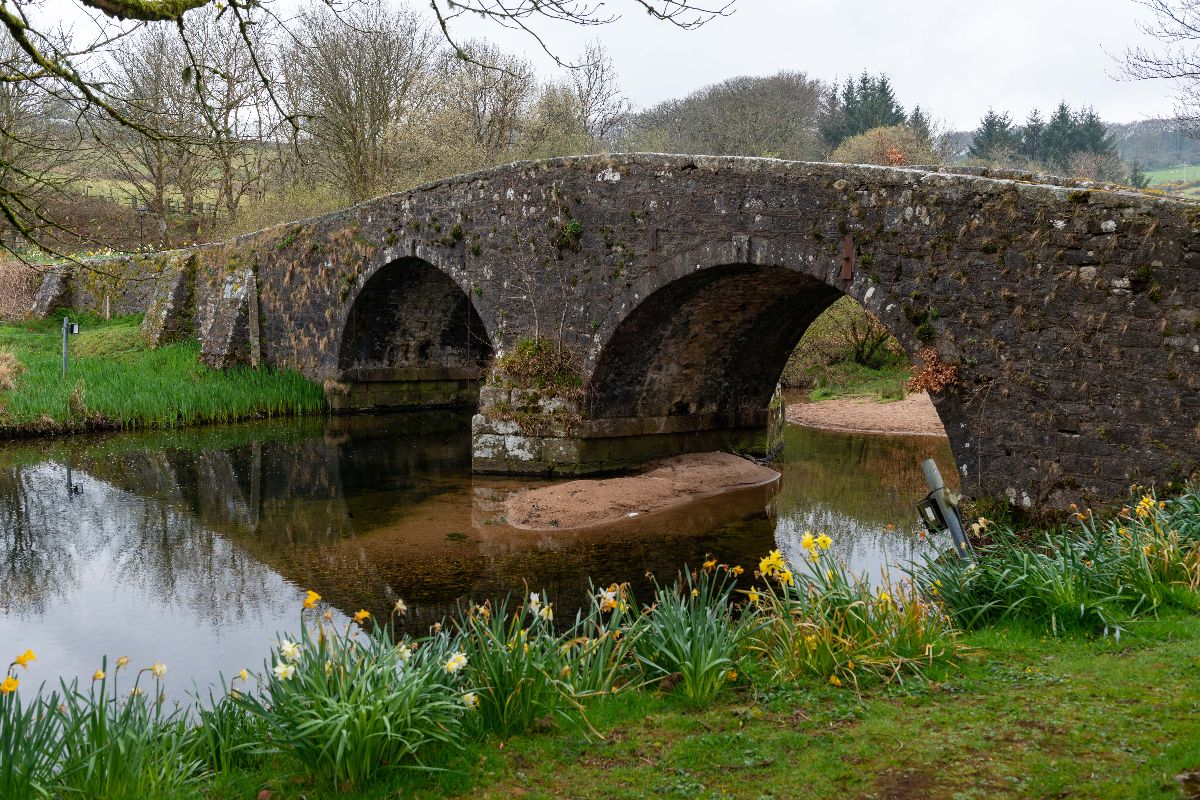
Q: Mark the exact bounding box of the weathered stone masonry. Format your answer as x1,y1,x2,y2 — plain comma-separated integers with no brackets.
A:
37,154,1200,509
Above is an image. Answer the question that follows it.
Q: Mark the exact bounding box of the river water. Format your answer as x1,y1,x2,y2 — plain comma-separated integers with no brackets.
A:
0,411,955,693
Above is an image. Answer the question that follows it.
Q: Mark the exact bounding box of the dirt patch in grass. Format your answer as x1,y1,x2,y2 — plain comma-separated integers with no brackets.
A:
871,767,946,800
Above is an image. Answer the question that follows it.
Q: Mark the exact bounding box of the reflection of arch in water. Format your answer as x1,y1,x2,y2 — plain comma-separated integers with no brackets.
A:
333,256,495,412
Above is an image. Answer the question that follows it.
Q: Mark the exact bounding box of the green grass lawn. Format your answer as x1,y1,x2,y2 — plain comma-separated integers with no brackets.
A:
1146,164,1200,185
805,360,911,403
1146,164,1200,199
200,611,1200,800
0,313,325,434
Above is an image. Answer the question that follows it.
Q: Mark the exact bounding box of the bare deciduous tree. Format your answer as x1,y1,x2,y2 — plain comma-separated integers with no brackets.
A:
286,2,440,202
622,71,828,160
94,26,208,244
1125,0,1200,135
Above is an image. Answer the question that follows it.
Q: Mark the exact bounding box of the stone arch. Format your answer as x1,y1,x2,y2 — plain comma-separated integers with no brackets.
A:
332,256,494,411
586,263,843,420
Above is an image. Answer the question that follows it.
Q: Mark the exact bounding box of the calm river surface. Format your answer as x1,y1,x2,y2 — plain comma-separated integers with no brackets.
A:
0,412,955,693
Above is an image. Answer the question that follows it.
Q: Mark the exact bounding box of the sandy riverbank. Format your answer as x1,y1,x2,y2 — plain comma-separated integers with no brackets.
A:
786,392,946,437
504,451,780,531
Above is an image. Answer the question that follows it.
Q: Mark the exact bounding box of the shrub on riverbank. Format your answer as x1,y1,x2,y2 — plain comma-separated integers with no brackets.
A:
0,314,324,435
911,488,1200,633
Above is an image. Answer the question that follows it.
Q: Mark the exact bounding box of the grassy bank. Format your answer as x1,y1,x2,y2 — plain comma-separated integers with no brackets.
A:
0,314,325,435
804,359,910,402
4,488,1199,799
207,613,1200,800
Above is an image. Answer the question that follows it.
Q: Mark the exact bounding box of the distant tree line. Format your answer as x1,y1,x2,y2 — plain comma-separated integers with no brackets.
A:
622,70,948,166
966,103,1136,184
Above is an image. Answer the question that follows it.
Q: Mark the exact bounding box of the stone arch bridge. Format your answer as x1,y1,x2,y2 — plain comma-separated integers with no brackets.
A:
38,154,1200,509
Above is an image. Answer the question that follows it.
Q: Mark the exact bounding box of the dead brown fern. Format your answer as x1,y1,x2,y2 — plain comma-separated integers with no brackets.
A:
907,347,959,394
0,351,24,391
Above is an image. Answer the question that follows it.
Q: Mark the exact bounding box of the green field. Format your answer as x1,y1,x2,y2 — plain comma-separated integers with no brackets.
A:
0,314,325,434
1146,164,1200,198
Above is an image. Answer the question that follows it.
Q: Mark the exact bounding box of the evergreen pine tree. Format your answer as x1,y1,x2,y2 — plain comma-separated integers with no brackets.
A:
907,105,933,146
822,72,906,147
968,109,1020,161
1021,109,1045,164
1073,106,1117,156
1128,160,1150,189
1041,101,1077,172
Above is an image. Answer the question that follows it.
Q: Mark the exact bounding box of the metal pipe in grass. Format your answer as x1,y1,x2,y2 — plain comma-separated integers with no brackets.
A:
921,458,974,562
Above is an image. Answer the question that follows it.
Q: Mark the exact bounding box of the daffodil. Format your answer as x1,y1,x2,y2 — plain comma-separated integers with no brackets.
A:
444,652,468,674
829,674,842,687
528,592,542,615
800,532,816,552
462,692,479,708
726,670,738,681
747,587,761,604
116,656,129,670
777,569,794,586
702,558,717,572
272,663,296,681
150,662,167,679
353,609,371,624
878,591,892,607
303,590,321,609
93,670,105,681
13,649,35,669
731,565,744,576
538,604,554,622
394,598,408,615
1,676,18,694
816,534,833,550
279,641,301,661
691,588,700,598
598,587,618,612
397,643,414,662
237,668,250,682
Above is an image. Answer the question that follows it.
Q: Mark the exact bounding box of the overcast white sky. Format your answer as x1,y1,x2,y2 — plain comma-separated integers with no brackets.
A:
453,0,1177,129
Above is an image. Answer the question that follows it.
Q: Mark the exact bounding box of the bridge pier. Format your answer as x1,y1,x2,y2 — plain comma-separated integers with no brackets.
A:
471,389,786,475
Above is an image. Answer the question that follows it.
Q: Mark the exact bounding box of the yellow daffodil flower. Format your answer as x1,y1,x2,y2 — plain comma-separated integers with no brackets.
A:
702,558,717,572
303,590,321,609
150,662,167,679
13,649,35,669
353,609,371,624
116,656,129,670
816,534,833,550
800,532,816,552
731,565,744,576
93,670,105,681
444,652,468,673
1,676,19,694
829,674,842,687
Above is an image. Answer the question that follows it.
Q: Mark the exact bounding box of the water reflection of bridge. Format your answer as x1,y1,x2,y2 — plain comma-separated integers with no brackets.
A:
0,413,779,634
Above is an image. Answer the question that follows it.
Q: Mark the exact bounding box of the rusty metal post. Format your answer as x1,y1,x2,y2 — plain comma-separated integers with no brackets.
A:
841,235,855,287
